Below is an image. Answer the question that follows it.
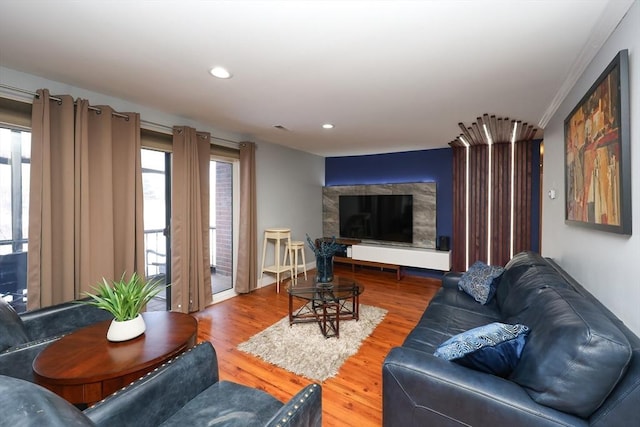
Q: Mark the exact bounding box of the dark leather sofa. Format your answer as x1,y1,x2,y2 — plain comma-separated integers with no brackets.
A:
0,297,113,382
383,251,640,426
0,341,322,426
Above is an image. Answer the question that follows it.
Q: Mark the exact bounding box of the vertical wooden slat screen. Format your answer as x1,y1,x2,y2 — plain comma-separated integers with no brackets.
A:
469,145,488,265
513,140,533,254
451,146,467,271
492,143,511,267
449,115,538,271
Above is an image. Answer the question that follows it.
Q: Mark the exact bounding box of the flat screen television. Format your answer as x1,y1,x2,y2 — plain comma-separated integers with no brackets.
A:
339,194,413,244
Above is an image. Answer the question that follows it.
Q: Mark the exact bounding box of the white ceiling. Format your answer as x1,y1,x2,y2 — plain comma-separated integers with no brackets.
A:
0,1,632,157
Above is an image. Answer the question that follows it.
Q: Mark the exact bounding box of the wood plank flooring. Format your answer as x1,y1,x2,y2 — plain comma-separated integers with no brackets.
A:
194,265,441,427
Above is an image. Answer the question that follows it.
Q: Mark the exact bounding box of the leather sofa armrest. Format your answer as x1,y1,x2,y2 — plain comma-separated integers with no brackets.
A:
0,336,61,382
441,272,463,290
383,347,585,427
266,383,322,427
85,342,219,427
20,300,113,341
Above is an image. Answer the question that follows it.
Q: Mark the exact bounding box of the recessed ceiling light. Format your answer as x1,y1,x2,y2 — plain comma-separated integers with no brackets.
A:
209,66,232,79
322,123,334,129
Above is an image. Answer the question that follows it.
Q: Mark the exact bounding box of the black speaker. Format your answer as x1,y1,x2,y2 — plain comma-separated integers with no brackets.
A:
437,236,450,251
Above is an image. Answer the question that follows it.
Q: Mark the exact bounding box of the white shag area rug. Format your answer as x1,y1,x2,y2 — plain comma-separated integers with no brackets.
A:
238,304,387,382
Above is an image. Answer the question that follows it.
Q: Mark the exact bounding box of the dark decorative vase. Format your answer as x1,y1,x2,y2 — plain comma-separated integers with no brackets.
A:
316,254,334,283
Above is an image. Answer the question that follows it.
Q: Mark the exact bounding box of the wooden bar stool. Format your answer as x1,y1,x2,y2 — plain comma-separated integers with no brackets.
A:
260,227,293,292
283,240,307,283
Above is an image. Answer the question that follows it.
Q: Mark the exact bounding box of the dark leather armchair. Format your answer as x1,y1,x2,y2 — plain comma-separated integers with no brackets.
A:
0,341,322,427
0,297,113,382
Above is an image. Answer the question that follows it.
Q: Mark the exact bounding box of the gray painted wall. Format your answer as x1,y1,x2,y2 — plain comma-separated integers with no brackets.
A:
541,1,640,335
255,140,324,286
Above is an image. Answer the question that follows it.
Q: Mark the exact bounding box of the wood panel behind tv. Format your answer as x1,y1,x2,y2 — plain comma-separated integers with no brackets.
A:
322,182,437,249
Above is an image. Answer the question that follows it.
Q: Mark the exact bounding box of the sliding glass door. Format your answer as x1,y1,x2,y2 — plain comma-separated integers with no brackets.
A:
141,148,170,311
142,151,236,308
210,159,234,295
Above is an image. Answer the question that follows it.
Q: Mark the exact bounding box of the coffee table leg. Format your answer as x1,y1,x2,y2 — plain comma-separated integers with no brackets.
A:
353,293,359,320
319,303,327,336
289,293,293,325
318,302,341,338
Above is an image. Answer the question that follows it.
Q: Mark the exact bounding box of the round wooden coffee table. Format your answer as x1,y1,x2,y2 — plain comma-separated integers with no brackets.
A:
32,311,197,405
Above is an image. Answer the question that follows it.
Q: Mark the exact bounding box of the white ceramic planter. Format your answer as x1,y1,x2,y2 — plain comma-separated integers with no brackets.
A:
106,314,146,342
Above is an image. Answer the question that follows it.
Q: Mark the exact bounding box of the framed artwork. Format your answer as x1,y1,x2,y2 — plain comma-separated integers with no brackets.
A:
564,49,631,235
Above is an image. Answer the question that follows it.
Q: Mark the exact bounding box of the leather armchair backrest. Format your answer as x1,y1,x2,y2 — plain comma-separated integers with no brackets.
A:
0,298,29,352
85,342,219,427
0,374,95,426
20,299,113,341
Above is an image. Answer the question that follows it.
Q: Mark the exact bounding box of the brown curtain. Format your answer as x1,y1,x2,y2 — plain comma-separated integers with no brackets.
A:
171,126,211,313
28,90,76,307
28,89,144,309
75,100,144,292
235,141,257,294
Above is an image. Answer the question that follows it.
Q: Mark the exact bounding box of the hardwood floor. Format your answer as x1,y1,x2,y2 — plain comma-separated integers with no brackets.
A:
194,265,441,427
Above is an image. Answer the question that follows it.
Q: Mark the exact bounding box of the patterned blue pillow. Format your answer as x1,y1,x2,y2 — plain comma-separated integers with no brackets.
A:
434,322,530,377
458,261,505,304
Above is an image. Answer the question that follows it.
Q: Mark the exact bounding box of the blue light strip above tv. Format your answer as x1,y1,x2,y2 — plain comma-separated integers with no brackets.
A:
326,148,453,243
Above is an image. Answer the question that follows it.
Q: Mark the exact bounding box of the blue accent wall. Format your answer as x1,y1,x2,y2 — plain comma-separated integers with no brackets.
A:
325,142,542,255
325,148,453,241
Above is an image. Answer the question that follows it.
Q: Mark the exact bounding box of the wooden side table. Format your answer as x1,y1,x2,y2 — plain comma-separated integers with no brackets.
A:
32,311,197,405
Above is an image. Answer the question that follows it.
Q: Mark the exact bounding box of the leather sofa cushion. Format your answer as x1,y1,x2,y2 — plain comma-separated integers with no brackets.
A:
509,287,632,418
495,251,549,309
403,326,454,354
0,298,29,352
417,300,501,336
159,380,283,426
404,291,501,354
498,265,574,319
427,287,501,323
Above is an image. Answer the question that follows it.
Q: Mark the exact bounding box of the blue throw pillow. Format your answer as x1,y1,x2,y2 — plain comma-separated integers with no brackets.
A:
458,261,505,304
434,322,530,377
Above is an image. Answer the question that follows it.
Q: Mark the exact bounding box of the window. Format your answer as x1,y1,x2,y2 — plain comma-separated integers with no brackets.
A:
0,126,31,312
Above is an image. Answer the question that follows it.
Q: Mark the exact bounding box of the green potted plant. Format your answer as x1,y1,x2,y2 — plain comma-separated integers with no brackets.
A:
82,272,165,342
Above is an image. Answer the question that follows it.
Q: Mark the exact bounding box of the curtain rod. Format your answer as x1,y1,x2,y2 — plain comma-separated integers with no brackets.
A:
1,83,241,147
1,84,130,120
142,118,240,146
